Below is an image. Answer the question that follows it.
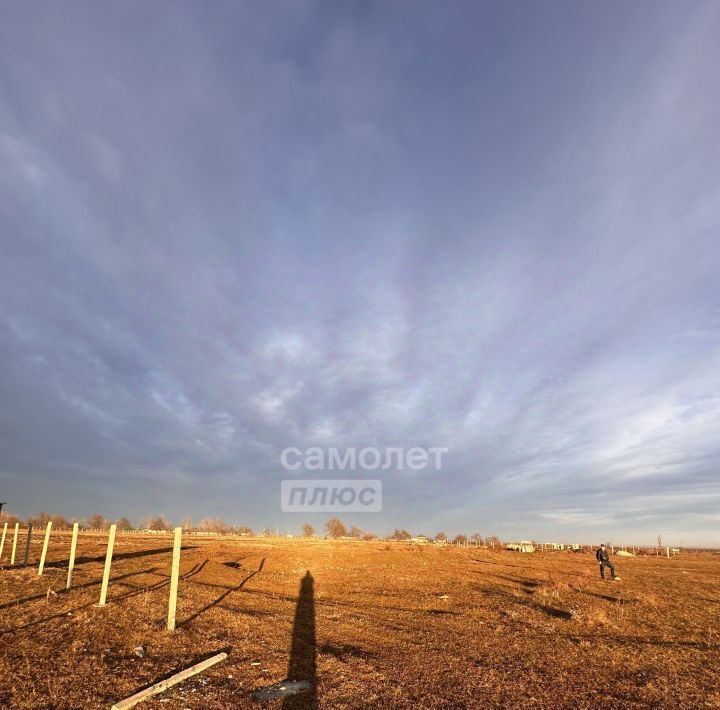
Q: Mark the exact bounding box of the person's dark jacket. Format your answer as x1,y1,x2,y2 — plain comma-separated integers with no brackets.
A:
596,547,609,563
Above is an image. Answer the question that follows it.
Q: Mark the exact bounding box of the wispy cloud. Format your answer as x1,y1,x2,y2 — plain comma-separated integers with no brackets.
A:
1,2,719,545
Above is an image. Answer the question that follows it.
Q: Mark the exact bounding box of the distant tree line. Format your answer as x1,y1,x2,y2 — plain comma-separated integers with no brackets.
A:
0,510,503,542
0,511,253,534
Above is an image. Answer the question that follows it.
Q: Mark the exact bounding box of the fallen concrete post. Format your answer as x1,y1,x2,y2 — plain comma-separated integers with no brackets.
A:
110,651,228,709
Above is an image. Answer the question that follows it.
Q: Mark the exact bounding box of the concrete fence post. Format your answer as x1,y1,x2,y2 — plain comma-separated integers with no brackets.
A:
67,522,79,589
10,523,19,564
167,527,182,631
98,524,117,606
38,521,52,575
24,524,33,564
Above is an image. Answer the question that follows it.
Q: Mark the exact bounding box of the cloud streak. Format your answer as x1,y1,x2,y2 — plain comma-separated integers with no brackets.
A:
1,2,719,545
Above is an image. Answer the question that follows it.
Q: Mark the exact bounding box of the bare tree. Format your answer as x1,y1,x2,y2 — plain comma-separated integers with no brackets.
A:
325,517,347,539
435,532,448,542
0,511,23,526
88,513,109,530
390,529,411,541
116,517,134,531
200,517,226,533
146,514,171,531
302,523,315,538
212,517,227,533
349,525,364,539
50,514,69,530
29,512,51,528
179,517,193,530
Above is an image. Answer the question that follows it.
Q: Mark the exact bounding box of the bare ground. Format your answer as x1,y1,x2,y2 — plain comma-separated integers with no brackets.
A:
0,534,718,709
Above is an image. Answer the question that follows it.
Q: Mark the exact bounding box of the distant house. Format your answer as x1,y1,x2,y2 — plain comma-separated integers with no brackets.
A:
410,535,430,545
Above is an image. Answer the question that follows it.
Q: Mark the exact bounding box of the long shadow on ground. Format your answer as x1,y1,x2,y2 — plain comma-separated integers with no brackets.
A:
481,587,573,621
251,571,318,708
44,545,200,569
0,568,156,611
179,557,266,628
283,571,318,709
0,560,209,636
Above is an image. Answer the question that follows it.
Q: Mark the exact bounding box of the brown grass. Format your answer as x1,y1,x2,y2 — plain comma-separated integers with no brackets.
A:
0,534,718,709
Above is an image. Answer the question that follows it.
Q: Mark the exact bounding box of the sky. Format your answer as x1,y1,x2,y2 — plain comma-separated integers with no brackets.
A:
1,1,719,546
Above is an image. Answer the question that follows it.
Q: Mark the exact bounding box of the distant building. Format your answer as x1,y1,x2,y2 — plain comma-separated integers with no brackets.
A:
506,540,535,553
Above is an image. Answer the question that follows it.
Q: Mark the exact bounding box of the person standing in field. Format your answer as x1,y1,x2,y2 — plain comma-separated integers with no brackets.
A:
596,543,621,580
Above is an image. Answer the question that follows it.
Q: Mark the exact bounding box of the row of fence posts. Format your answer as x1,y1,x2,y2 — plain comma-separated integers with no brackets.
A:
0,521,183,631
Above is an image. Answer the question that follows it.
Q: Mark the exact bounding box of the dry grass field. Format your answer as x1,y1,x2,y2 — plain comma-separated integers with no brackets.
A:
0,534,718,709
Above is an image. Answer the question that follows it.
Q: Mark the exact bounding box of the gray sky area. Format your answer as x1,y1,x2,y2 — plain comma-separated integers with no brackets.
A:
1,2,719,545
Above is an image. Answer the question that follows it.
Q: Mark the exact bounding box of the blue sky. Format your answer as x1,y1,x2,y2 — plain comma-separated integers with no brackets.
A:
1,2,719,545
